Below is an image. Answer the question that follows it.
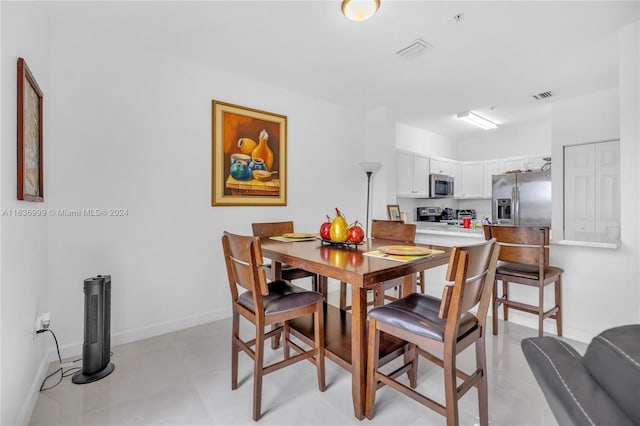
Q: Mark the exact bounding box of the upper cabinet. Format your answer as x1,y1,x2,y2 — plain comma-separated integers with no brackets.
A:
429,157,451,176
397,151,429,198
484,160,501,198
451,161,462,198
396,150,551,200
460,162,484,198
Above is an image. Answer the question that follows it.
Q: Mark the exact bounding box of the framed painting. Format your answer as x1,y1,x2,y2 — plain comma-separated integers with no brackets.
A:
387,204,401,221
17,57,44,202
212,100,287,206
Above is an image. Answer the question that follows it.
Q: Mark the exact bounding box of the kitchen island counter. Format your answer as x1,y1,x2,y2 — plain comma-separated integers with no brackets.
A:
414,222,484,238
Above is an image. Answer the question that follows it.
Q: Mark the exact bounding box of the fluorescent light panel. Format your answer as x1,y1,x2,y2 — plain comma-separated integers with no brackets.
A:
457,111,498,130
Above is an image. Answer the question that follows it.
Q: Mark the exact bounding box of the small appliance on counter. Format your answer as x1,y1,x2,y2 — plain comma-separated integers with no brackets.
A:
416,206,443,222
442,208,456,221
456,209,476,220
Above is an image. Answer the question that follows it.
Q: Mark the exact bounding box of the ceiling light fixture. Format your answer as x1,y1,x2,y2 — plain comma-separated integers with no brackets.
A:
341,0,380,22
456,111,498,130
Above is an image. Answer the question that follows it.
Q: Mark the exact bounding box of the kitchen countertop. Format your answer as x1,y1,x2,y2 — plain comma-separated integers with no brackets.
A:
414,221,484,238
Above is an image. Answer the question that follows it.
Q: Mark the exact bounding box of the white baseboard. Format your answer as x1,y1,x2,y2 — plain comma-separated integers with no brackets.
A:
16,347,54,426
58,307,231,360
19,308,231,425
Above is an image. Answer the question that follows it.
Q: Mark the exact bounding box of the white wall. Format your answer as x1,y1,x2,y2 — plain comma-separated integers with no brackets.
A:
396,122,455,158
44,3,365,357
455,121,552,162
1,3,51,425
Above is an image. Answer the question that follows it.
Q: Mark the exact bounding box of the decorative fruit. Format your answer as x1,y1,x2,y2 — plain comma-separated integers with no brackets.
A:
320,215,332,240
330,208,349,243
347,221,365,243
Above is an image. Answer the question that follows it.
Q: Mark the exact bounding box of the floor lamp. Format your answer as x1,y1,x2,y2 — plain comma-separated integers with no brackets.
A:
359,162,381,237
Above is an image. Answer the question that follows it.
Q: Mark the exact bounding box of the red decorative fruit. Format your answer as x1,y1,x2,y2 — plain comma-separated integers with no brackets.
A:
320,215,332,240
347,221,365,243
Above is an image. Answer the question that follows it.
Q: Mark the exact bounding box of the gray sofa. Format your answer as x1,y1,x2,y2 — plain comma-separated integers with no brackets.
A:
521,324,640,426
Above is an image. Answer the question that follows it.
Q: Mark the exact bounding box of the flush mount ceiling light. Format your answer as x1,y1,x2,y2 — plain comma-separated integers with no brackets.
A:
341,0,380,22
456,111,498,130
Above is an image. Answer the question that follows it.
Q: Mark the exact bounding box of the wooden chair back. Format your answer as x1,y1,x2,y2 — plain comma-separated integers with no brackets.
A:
222,232,269,300
251,221,294,238
371,220,416,242
483,225,549,267
438,239,499,324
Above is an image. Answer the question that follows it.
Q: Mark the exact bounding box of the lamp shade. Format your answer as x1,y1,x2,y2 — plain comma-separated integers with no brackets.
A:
359,161,381,173
341,0,380,22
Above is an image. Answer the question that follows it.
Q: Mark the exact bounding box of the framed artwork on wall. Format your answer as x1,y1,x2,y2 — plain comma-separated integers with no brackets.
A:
387,204,401,221
211,100,287,206
17,57,44,202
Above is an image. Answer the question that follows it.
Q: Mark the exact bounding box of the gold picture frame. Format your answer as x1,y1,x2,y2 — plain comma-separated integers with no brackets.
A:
17,58,44,202
212,101,287,206
387,204,401,221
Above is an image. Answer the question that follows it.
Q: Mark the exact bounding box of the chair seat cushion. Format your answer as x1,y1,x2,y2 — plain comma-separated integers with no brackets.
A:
581,324,640,424
238,280,323,316
367,293,478,342
497,261,563,281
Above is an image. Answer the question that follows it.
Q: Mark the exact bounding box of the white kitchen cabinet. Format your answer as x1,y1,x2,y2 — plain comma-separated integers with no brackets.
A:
397,151,429,198
460,162,484,198
451,161,462,198
429,157,451,176
484,160,500,198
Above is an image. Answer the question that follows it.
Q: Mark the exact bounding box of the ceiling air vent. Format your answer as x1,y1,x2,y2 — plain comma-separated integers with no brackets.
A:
533,91,553,100
395,38,431,58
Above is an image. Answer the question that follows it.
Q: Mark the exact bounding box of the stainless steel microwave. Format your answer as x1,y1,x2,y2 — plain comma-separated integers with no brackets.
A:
429,174,454,198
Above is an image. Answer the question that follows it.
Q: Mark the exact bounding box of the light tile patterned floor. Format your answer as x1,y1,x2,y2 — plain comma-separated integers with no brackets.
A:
29,293,585,426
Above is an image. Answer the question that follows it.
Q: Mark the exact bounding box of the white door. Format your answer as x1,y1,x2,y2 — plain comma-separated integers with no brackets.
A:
564,144,596,241
595,141,620,243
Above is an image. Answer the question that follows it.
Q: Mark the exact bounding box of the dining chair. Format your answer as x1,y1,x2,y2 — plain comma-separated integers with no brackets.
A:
252,221,319,291
365,238,499,426
222,231,326,421
339,219,419,310
483,225,563,337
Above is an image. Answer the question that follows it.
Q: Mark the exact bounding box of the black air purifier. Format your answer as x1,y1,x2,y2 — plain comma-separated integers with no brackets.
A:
72,275,115,384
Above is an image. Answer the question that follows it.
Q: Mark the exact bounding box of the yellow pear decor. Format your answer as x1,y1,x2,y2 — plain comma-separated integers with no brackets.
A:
251,129,274,171
330,208,349,243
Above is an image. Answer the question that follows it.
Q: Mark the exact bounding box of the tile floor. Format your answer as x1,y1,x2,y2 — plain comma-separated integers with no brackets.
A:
29,294,586,426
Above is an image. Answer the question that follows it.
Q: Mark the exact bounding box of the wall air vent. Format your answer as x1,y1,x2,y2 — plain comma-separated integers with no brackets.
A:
533,91,553,100
395,38,431,58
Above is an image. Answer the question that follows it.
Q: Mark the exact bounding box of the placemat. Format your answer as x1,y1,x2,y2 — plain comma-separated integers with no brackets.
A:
363,249,445,262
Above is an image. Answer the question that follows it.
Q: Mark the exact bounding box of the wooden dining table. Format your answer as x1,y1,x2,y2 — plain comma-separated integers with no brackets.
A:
260,237,451,420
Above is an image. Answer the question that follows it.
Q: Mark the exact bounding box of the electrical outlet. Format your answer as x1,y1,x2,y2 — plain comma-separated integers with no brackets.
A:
33,312,51,339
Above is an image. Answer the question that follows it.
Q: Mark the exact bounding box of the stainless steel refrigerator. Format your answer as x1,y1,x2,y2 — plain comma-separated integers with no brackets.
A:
492,171,551,227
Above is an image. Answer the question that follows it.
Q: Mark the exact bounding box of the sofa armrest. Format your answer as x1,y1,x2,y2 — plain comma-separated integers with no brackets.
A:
522,337,634,426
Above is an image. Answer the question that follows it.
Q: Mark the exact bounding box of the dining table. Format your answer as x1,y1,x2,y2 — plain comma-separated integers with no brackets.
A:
260,236,451,420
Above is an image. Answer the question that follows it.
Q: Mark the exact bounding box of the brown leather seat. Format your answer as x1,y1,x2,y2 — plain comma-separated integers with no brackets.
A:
339,219,418,310
222,231,325,421
365,239,499,426
483,225,563,337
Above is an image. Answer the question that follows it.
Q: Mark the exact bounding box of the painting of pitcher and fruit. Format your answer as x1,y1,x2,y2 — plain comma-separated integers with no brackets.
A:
212,101,287,206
